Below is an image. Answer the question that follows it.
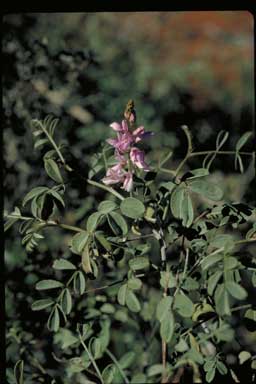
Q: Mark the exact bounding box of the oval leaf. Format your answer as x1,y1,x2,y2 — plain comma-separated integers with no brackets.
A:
36,279,63,290
44,158,63,184
31,299,54,311
129,256,150,271
98,200,118,214
120,197,145,219
53,259,76,270
189,179,223,201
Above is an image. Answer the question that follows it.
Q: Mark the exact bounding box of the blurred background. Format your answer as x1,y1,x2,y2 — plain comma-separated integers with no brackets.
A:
3,12,255,382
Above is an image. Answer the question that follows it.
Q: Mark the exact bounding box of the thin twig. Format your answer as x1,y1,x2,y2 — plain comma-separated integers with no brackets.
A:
78,330,104,384
87,179,125,201
106,348,130,384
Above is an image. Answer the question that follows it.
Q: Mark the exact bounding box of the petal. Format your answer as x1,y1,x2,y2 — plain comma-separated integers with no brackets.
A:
106,138,118,147
110,122,122,131
121,120,129,132
133,126,145,136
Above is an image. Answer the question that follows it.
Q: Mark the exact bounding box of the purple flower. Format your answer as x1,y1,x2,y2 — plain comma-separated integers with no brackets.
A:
132,126,154,143
130,147,150,171
102,164,125,185
122,172,133,192
110,120,129,132
107,131,133,153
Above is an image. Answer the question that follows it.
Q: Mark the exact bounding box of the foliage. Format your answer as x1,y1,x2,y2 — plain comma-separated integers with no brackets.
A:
5,98,256,383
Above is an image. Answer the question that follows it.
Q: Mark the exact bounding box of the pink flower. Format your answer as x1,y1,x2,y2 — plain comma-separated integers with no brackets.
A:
132,126,154,143
102,164,125,185
130,147,150,171
110,120,129,132
122,172,133,192
107,131,133,153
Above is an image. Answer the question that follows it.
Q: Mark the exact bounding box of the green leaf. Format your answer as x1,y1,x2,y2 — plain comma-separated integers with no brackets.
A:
53,259,76,270
236,131,252,152
239,351,251,365
125,290,141,312
82,244,92,274
226,282,247,300
98,200,118,214
55,329,78,350
109,211,128,235
182,191,194,227
206,368,216,383
47,307,60,332
49,189,65,207
131,373,147,383
156,296,173,322
36,279,63,290
173,292,194,318
102,364,116,384
119,351,135,369
120,197,145,219
170,186,194,227
31,299,54,311
186,168,209,179
216,361,228,375
189,179,223,201
73,271,86,295
34,138,48,149
127,277,142,290
44,158,63,184
86,212,102,232
95,232,112,252
160,310,175,342
160,271,176,288
207,271,223,295
147,364,164,377
211,234,234,252
70,231,89,255
201,253,223,271
170,185,185,219
192,303,215,322
182,277,199,291
224,256,238,270
61,288,72,315
175,338,189,352
129,256,150,271
245,309,256,322
117,284,127,306
22,186,49,207
214,284,231,316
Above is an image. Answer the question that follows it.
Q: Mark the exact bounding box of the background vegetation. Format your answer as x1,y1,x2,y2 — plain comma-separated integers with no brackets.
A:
4,12,255,383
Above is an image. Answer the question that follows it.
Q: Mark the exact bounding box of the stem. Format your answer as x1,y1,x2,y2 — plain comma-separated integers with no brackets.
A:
87,179,125,201
175,149,254,176
190,150,253,157
78,330,104,384
158,228,168,384
159,167,176,175
37,120,65,164
106,349,130,384
175,125,193,177
235,238,256,246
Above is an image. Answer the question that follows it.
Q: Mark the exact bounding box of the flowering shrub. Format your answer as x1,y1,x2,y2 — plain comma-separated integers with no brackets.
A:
5,101,256,383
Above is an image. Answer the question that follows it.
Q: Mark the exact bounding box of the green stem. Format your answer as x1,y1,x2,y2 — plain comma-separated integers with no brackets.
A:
37,120,65,164
189,150,254,158
87,179,125,201
235,238,256,246
78,330,104,384
175,125,193,177
106,348,130,384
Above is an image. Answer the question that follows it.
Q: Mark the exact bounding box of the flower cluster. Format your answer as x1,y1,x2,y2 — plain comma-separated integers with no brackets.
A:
102,118,153,192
